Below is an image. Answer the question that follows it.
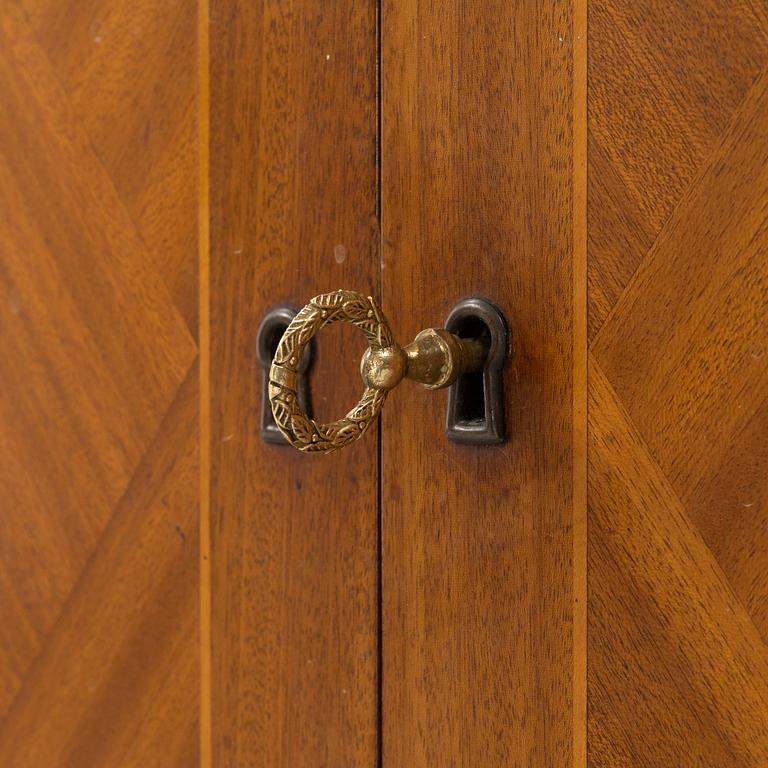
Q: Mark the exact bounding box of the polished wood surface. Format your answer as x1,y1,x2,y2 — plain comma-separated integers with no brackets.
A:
588,1,768,763
208,1,380,764
380,1,586,765
0,0,199,765
4,1,767,764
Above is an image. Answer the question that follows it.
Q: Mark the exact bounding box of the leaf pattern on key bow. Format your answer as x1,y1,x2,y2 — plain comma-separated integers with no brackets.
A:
267,289,394,452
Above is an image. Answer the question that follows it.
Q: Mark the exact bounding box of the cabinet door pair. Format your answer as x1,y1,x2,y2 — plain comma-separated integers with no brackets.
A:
1,1,766,766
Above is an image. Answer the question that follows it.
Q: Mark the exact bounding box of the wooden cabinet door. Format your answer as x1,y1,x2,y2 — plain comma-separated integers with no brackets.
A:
207,2,381,766
380,2,585,766
210,1,767,765
208,1,585,765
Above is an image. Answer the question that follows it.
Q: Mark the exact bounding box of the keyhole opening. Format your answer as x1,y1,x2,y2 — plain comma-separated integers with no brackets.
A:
445,297,507,445
452,316,491,427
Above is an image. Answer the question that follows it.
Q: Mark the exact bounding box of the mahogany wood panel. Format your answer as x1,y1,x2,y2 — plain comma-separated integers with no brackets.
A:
19,0,200,335
588,0,768,338
208,1,380,765
381,1,586,765
589,1,768,763
0,1,199,765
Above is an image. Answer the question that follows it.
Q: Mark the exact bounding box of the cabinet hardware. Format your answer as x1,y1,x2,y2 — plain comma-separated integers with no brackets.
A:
257,305,314,445
268,290,507,453
445,297,508,444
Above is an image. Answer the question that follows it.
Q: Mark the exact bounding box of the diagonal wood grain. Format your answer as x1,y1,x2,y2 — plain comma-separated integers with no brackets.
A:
18,0,199,335
0,1,199,763
586,133,655,338
594,67,768,640
588,0,768,336
588,358,768,766
589,2,768,763
0,365,199,767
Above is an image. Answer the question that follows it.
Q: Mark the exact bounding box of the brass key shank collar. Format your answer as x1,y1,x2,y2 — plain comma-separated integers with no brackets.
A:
269,290,489,453
360,328,489,391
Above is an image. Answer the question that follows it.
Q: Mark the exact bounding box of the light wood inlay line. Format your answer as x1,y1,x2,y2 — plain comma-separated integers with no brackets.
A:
199,0,212,763
573,0,588,764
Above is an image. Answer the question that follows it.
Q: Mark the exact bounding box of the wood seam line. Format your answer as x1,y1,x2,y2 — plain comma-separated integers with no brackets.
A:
198,0,212,762
376,1,384,765
7,1,196,346
572,0,588,764
0,360,199,728
590,62,768,348
589,353,768,676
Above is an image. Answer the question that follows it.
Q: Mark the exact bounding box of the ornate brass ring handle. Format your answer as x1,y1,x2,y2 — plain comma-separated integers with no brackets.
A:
269,289,491,453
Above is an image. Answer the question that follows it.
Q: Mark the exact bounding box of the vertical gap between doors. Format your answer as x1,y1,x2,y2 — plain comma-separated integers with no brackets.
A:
375,0,384,765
